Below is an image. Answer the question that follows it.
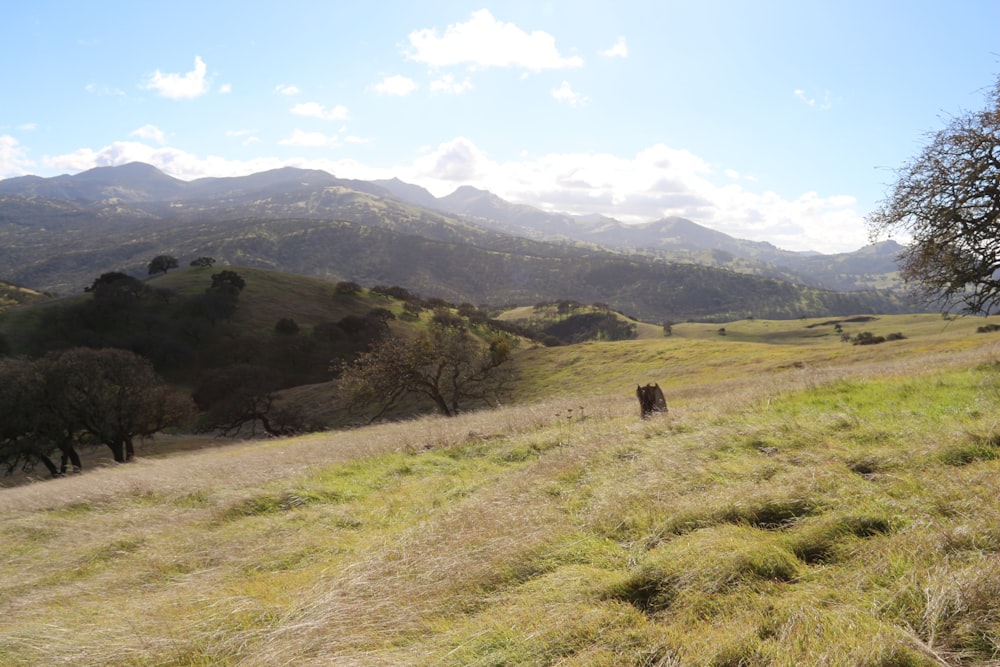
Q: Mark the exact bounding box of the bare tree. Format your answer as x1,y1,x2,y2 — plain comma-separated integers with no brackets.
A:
868,75,1000,314
193,364,303,438
336,324,517,421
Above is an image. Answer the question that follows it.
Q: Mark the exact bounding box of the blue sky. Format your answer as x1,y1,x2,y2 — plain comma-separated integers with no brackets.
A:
3,1,999,253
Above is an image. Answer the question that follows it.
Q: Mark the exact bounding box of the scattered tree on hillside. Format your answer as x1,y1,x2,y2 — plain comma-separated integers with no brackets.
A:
336,323,517,421
0,348,192,476
869,74,1000,314
193,364,303,437
371,285,415,301
0,358,61,477
85,271,144,298
211,270,246,293
43,348,194,463
81,271,149,328
148,255,179,275
190,256,216,268
334,280,362,295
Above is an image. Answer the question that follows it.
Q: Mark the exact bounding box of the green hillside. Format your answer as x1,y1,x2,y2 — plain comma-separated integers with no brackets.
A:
4,314,1000,664
0,266,414,384
0,280,49,313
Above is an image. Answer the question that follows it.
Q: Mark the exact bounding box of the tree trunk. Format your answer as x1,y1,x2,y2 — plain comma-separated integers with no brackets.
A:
107,442,126,463
37,454,59,478
430,391,453,417
59,445,82,473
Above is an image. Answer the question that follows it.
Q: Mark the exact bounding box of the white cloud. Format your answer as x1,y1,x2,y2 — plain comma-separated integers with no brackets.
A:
412,136,488,182
143,56,211,99
372,75,419,96
219,83,232,94
429,74,473,94
551,81,589,107
290,101,350,120
794,88,832,110
18,123,38,132
279,129,339,147
600,36,628,58
275,84,301,96
85,83,125,96
407,9,584,71
0,135,33,178
397,140,865,252
226,129,260,146
129,124,167,145
42,141,295,181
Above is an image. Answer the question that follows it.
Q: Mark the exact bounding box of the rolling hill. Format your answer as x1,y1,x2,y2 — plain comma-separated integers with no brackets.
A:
0,163,912,322
4,313,1000,664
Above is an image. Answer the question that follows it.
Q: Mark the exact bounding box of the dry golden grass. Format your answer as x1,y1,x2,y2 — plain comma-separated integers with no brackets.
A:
5,314,1000,666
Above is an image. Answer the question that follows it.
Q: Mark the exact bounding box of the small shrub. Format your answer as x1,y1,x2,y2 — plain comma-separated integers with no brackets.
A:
852,331,886,346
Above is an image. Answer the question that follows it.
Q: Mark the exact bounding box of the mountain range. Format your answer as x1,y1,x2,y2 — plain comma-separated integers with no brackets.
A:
0,162,910,322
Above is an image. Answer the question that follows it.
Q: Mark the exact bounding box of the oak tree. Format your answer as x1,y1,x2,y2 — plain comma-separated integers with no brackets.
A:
869,75,1000,314
336,323,516,421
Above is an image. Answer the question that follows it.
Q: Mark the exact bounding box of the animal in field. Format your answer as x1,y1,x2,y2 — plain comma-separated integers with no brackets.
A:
636,383,667,418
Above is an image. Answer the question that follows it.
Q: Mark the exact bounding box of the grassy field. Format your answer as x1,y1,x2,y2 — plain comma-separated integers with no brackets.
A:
4,314,1000,665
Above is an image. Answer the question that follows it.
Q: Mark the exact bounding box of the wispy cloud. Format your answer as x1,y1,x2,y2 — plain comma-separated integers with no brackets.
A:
143,56,211,99
0,135,33,177
274,84,301,96
600,36,628,58
84,83,125,96
429,74,473,94
407,9,583,71
129,124,167,145
279,129,339,147
372,75,419,96
290,102,350,121
226,129,260,146
551,81,589,107
794,88,832,110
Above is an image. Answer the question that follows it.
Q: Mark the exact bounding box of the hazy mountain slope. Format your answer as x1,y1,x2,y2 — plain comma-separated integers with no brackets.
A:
407,184,903,291
0,163,911,320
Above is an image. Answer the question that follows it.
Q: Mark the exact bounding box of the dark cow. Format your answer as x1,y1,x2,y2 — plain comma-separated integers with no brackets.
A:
636,383,667,418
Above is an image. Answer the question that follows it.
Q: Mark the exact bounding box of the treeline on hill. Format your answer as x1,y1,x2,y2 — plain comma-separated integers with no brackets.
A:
0,258,578,479
2,209,911,323
506,300,639,346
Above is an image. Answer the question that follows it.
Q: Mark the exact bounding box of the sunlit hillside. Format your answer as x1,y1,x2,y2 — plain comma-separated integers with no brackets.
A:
5,314,1000,665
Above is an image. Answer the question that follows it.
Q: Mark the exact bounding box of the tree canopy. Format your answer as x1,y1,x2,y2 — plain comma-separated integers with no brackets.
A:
0,348,194,477
148,255,179,275
868,75,1000,314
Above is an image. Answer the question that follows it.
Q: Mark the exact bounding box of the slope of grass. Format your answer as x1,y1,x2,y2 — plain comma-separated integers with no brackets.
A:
4,315,1000,665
